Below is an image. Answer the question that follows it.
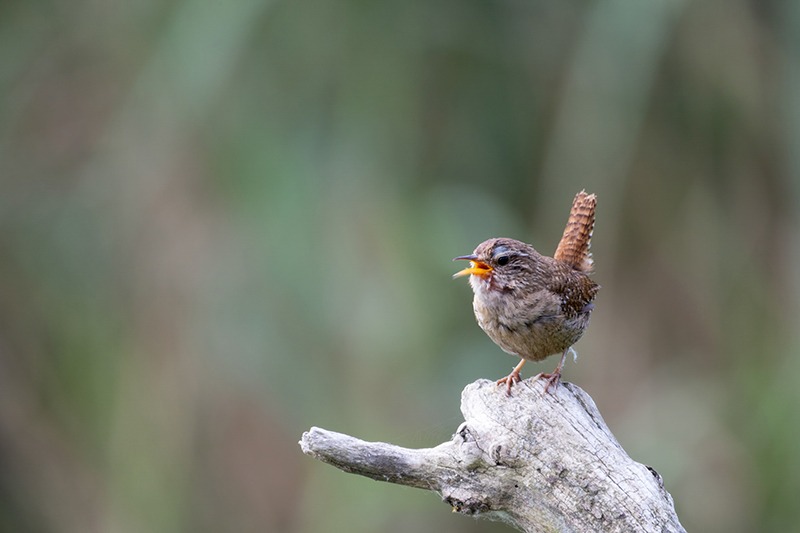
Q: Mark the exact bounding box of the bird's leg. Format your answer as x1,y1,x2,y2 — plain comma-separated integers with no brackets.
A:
538,348,570,393
496,359,527,396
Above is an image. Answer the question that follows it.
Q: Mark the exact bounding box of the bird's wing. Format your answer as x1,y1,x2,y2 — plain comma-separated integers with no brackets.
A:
547,267,600,319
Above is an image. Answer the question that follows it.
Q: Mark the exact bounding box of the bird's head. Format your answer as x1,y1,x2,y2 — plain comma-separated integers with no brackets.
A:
453,238,540,291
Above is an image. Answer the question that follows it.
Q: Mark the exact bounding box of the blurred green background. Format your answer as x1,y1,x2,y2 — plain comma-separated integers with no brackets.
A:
1,0,799,532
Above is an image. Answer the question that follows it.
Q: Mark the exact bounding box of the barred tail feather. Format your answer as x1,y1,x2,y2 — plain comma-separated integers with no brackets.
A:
554,190,596,272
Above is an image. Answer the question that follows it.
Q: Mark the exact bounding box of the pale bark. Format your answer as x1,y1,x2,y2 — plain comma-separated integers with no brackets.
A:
299,378,684,533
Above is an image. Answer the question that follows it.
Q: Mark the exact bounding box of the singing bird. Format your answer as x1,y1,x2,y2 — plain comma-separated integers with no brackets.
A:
453,191,599,394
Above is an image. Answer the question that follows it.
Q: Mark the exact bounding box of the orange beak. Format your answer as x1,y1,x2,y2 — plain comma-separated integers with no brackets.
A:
452,254,493,279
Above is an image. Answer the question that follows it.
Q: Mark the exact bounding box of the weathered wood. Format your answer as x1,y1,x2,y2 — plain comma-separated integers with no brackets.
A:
299,378,685,532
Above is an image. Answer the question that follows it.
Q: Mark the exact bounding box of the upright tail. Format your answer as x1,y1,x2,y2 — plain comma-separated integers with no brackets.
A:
554,190,596,273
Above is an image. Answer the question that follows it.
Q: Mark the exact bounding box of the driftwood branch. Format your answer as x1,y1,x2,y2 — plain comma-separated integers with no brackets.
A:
299,378,685,533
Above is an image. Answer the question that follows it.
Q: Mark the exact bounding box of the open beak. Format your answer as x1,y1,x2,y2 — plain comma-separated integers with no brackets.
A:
452,254,493,279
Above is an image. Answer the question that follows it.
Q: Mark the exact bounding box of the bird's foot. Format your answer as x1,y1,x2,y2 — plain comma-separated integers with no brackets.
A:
536,370,562,393
496,369,523,396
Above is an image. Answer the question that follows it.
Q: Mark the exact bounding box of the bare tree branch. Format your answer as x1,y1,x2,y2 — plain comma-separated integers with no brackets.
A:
300,378,685,533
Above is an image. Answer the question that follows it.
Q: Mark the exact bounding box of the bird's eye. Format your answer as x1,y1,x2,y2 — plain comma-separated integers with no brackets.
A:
496,255,510,266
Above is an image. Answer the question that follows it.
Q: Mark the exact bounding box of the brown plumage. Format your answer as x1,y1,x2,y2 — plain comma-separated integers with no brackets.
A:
453,192,599,394
554,190,596,273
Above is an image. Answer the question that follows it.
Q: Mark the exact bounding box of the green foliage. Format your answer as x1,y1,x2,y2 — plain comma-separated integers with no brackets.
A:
1,0,798,531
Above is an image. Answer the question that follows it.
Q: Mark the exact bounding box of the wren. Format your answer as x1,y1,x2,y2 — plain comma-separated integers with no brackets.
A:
453,191,599,394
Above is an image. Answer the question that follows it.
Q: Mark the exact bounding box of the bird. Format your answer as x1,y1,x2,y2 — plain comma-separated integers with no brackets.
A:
453,191,599,395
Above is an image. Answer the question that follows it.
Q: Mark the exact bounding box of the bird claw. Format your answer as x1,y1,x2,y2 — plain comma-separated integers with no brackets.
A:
496,369,522,396
537,371,561,393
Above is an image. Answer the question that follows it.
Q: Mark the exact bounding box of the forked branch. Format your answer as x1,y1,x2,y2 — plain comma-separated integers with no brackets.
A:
299,379,684,533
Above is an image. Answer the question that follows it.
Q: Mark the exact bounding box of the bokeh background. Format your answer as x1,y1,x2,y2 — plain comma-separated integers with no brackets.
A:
1,0,799,532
